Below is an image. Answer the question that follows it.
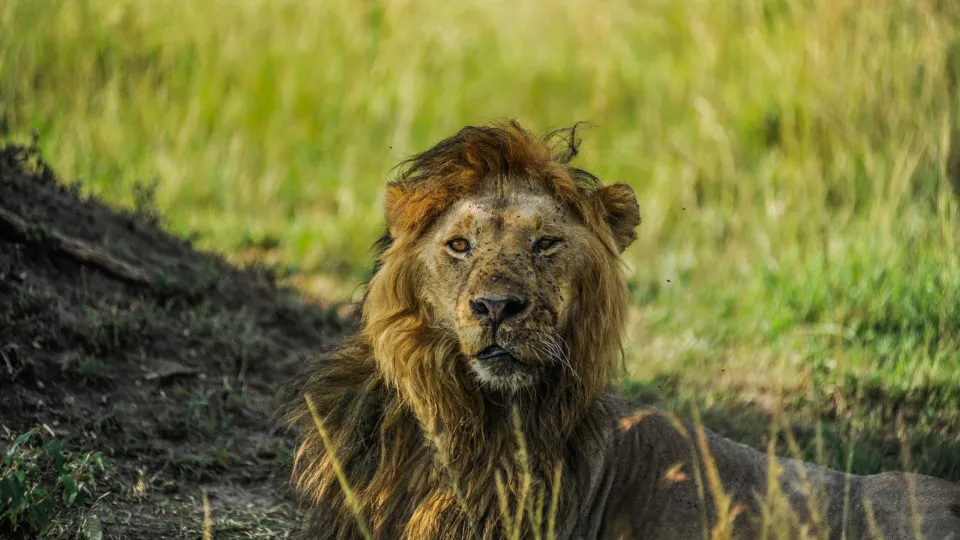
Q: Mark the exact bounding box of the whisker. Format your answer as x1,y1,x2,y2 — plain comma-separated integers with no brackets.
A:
546,332,580,385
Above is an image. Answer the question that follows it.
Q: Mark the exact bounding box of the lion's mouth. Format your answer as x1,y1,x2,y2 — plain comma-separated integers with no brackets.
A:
476,345,512,360
474,345,529,378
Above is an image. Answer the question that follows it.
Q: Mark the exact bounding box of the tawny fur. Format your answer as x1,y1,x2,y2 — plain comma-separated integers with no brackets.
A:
283,121,960,539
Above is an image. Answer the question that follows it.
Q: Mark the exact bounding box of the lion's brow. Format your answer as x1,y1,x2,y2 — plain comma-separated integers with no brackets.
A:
488,197,510,211
489,214,504,232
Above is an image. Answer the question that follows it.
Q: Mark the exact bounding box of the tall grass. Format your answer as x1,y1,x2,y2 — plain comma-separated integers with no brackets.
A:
2,0,959,477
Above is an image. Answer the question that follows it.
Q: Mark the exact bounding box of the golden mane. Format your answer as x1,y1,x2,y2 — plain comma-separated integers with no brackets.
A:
284,120,633,539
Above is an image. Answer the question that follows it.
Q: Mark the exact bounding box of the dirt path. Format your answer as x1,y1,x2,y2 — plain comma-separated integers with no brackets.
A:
0,142,348,538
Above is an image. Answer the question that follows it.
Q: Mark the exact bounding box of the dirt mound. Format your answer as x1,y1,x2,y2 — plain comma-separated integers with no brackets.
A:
0,141,347,538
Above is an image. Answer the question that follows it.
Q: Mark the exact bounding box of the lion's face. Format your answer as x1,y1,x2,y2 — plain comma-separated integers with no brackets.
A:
415,185,601,392
365,121,641,402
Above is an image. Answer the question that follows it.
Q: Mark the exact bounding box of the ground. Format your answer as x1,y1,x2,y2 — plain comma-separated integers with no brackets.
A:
0,141,348,538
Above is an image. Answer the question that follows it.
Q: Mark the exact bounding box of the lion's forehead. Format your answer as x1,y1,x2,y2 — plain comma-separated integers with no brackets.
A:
437,190,571,238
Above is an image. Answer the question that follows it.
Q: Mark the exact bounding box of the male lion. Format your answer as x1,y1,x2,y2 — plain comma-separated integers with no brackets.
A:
284,121,960,539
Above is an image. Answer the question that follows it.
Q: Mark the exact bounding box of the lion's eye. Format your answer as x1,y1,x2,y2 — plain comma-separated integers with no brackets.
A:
535,237,560,252
447,238,471,253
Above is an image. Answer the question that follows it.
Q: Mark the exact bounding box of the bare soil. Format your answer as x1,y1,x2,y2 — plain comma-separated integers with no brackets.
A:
0,141,348,538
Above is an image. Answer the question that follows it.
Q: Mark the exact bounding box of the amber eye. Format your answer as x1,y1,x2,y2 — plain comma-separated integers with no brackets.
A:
535,237,559,251
447,238,470,253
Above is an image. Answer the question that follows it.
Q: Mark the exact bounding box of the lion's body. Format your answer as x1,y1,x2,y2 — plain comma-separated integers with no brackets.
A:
284,121,960,539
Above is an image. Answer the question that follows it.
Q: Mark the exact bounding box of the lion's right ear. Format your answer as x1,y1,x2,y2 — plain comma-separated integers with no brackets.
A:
384,183,450,237
384,184,416,237
596,183,641,252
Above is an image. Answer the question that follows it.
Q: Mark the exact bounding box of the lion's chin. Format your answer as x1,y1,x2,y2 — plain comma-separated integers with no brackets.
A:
468,347,536,393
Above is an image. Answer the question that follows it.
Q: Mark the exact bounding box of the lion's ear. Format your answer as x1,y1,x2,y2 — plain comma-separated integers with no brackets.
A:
384,183,453,237
596,183,641,252
384,184,412,237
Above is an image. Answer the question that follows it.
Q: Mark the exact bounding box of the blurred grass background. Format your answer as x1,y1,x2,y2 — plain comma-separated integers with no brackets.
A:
2,0,960,479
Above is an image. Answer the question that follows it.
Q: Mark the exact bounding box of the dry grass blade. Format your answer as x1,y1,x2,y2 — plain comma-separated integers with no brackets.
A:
495,472,516,538
658,409,710,540
511,406,532,540
419,416,481,540
690,407,742,540
202,489,213,540
896,419,924,540
528,480,546,540
304,394,373,540
779,417,825,534
546,461,563,540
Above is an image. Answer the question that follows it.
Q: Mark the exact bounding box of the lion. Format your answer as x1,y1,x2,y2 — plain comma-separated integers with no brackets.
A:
283,120,960,539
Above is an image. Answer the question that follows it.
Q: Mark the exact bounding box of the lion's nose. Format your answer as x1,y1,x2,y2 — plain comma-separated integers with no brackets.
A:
469,295,529,325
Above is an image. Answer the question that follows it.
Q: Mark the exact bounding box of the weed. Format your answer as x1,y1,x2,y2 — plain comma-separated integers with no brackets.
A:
73,355,109,382
131,177,162,226
0,426,113,536
75,301,158,356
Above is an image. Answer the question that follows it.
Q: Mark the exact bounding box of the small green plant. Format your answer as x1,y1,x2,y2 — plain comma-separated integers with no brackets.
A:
0,425,112,535
131,177,162,226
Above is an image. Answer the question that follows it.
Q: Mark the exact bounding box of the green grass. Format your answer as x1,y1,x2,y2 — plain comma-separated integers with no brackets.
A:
3,0,960,479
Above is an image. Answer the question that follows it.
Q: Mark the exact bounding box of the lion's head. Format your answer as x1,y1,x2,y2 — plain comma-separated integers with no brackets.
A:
363,120,640,420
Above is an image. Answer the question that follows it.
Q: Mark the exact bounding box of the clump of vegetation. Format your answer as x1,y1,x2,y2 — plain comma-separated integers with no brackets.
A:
0,426,112,537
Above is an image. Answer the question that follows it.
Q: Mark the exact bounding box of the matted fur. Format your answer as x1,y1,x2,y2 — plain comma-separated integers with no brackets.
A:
283,121,960,540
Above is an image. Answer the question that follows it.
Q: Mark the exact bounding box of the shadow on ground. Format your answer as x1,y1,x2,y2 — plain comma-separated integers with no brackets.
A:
0,141,348,538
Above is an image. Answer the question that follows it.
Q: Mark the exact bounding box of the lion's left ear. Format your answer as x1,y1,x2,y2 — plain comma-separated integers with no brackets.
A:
596,183,641,252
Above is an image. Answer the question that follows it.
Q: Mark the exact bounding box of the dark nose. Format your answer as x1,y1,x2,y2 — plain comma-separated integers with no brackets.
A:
469,295,529,325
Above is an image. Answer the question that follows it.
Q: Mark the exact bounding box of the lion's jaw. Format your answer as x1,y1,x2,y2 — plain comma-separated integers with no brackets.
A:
415,187,594,393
